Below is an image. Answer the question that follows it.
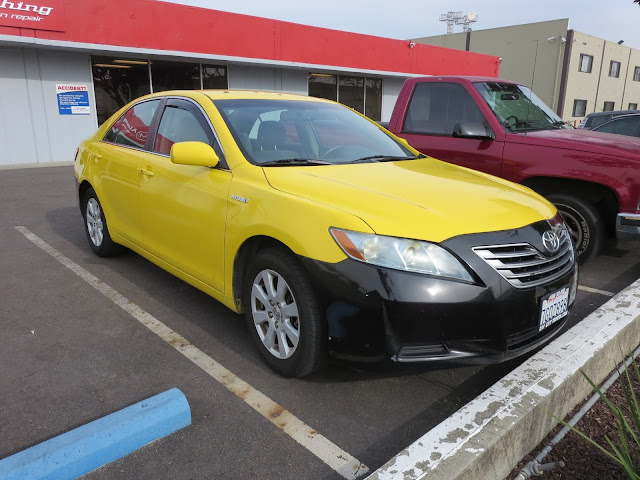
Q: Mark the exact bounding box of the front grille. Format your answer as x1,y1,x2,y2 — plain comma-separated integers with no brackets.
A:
506,320,565,351
473,235,574,289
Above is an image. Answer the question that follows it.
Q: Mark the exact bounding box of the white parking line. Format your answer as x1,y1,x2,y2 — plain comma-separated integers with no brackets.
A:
578,285,616,297
15,226,368,480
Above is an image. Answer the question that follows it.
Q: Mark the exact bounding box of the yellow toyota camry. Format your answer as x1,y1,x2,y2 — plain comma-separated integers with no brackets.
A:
74,90,577,377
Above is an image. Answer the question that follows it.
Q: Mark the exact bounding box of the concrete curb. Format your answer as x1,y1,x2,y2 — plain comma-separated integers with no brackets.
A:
0,388,191,480
0,161,73,171
368,278,640,480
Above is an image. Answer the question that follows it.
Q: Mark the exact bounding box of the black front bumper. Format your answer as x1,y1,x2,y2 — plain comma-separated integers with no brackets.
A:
300,220,578,365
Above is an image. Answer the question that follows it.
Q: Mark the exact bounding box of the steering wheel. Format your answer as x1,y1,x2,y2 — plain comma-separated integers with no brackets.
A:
504,115,519,127
322,145,347,160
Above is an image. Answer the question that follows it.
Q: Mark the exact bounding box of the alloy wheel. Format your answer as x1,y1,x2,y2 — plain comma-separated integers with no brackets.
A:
250,269,300,359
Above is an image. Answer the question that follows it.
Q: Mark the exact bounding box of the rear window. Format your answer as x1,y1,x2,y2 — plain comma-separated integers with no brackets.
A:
586,115,611,129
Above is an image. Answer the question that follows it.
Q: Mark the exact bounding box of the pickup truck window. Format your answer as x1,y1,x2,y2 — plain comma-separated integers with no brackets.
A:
474,82,567,132
402,82,487,136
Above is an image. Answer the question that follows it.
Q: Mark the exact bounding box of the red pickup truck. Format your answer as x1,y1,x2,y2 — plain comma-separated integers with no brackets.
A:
386,76,640,261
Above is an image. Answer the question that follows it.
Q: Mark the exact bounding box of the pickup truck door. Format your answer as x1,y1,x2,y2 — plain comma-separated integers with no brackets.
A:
394,82,505,177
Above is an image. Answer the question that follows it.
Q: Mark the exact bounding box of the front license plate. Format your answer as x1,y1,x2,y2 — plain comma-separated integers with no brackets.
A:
539,287,569,332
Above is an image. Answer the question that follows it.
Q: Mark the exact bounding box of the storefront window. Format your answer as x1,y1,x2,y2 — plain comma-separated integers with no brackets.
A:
308,73,382,121
92,57,151,126
203,65,228,89
365,78,382,121
151,60,201,91
339,76,365,114
308,74,337,101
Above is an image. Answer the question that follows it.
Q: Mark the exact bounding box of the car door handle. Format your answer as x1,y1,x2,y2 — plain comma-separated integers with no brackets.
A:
140,168,155,177
93,154,102,162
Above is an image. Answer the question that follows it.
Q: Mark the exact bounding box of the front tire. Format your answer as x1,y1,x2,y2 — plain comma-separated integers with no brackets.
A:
243,248,326,377
547,193,603,263
83,188,123,257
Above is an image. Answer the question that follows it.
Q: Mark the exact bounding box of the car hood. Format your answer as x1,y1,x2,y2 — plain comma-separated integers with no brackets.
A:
262,158,556,243
507,128,640,159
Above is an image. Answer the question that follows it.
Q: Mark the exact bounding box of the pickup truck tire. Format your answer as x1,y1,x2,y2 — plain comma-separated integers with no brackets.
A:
546,193,604,262
244,248,326,377
83,187,124,257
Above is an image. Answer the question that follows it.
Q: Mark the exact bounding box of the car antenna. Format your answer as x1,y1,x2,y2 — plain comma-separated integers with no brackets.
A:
524,40,539,136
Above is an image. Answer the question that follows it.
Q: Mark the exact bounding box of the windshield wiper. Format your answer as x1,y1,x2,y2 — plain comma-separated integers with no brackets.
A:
350,155,420,163
259,158,332,167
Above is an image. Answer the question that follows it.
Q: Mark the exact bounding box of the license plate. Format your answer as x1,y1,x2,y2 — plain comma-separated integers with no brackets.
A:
539,287,569,332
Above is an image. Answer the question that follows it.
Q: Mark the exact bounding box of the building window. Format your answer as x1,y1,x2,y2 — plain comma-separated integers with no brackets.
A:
92,57,229,125
609,61,621,78
308,74,337,101
634,66,640,82
339,76,365,114
202,65,228,89
92,57,152,126
603,101,615,111
579,54,593,73
630,103,638,110
308,73,383,121
572,99,587,117
151,60,201,91
365,78,383,122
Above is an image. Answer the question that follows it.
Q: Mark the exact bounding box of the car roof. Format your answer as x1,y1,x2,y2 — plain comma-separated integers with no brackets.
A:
592,113,640,128
585,109,639,118
138,89,333,104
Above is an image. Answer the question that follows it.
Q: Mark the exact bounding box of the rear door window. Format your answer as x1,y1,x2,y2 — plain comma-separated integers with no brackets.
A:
103,99,161,149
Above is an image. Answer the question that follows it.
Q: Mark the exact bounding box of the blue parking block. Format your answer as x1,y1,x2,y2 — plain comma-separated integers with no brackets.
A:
0,388,191,480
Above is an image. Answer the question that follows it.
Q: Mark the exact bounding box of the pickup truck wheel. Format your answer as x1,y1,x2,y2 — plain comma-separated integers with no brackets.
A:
83,188,124,257
546,193,603,262
244,248,326,377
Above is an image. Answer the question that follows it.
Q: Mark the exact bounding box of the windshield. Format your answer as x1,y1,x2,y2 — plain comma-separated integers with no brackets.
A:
213,99,417,165
474,82,567,132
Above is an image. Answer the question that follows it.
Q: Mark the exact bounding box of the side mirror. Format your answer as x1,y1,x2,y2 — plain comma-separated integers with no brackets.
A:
452,122,495,140
170,141,220,168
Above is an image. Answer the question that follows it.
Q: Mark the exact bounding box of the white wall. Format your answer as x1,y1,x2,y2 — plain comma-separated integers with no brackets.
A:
229,65,308,95
0,47,98,165
0,48,408,166
382,77,406,122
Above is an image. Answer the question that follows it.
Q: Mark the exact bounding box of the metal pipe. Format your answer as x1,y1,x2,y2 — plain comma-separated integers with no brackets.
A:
514,345,640,479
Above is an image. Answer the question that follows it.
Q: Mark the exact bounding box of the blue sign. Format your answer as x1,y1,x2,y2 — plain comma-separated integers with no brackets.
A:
57,84,90,115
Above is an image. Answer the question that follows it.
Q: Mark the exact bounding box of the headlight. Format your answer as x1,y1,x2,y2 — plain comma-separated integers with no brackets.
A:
330,228,474,282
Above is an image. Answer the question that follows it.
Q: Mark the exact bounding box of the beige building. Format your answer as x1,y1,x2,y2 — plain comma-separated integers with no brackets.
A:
412,19,640,124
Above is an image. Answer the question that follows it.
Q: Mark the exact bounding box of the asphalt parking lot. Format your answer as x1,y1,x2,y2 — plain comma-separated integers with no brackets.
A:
1,165,639,480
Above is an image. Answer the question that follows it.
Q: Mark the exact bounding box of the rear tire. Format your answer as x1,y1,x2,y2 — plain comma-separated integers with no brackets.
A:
83,188,124,257
243,248,326,377
547,193,603,263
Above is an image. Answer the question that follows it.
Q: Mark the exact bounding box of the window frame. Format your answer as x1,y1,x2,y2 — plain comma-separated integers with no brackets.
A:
402,81,491,136
149,97,228,169
579,54,593,73
609,60,621,78
101,98,164,152
307,73,383,121
572,99,587,117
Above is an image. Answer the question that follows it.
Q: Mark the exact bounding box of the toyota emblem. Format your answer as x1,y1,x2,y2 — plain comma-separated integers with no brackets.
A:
542,230,561,254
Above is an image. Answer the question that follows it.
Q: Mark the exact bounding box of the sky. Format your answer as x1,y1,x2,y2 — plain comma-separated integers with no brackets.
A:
168,1,640,50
